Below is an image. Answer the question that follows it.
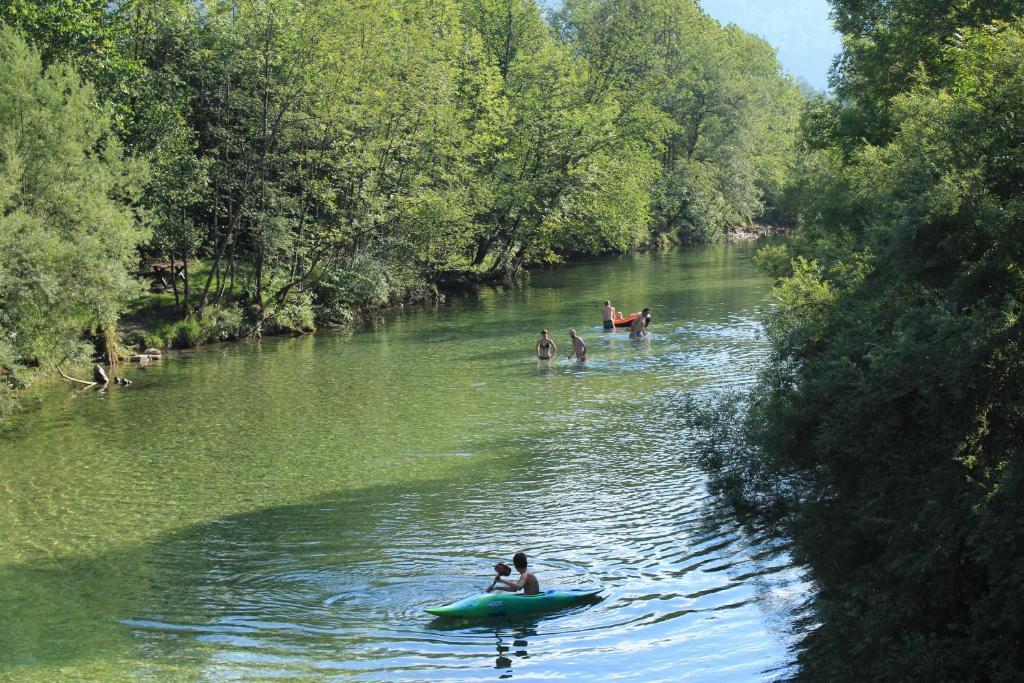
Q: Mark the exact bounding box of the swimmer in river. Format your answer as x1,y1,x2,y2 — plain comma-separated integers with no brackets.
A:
568,329,588,362
536,329,557,359
487,552,539,595
602,300,618,330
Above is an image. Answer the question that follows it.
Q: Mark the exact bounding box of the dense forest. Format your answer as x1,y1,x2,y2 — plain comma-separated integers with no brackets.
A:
688,1,1024,679
0,0,801,407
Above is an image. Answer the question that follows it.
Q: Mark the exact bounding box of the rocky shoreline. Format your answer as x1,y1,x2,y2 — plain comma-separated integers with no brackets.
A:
725,223,792,242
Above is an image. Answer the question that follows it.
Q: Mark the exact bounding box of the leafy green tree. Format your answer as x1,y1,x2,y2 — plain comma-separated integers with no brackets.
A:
461,0,663,274
691,18,1024,679
0,0,124,80
556,0,803,243
829,0,1021,143
143,119,209,312
0,26,145,390
133,0,496,324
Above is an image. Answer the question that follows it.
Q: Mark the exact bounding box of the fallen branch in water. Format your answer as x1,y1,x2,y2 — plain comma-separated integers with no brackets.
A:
56,366,97,387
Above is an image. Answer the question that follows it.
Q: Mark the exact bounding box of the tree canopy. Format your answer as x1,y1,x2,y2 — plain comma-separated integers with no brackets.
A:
690,7,1024,678
0,0,801,408
0,26,145,395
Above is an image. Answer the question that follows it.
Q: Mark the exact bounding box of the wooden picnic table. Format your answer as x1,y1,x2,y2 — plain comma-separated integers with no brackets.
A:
139,260,193,292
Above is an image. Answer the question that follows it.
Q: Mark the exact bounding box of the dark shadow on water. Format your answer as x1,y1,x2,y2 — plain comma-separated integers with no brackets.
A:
0,459,608,678
0,476,455,673
1,462,807,682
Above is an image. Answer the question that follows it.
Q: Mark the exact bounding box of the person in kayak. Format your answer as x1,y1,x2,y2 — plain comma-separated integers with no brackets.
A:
602,300,618,330
630,308,650,338
536,329,557,359
488,552,540,595
568,329,588,362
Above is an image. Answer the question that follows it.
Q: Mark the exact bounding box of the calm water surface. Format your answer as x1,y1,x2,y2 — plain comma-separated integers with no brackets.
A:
0,246,811,681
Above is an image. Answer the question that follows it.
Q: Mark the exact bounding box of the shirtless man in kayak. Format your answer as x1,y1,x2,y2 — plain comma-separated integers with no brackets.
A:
602,300,618,330
568,329,588,362
488,552,540,595
536,329,557,359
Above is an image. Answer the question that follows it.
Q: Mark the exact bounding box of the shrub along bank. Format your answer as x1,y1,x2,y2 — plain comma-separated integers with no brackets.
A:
688,6,1024,679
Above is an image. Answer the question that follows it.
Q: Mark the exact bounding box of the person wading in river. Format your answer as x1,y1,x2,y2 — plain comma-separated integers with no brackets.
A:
630,308,651,339
568,329,588,363
602,300,618,330
487,552,540,595
536,329,557,360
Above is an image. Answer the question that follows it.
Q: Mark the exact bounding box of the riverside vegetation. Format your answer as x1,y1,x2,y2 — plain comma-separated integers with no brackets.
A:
0,0,802,409
687,2,1024,679
4,0,1024,679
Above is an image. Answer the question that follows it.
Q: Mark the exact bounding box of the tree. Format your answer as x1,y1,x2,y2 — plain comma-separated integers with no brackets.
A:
556,0,803,243
829,0,1022,143
0,26,146,391
460,0,662,275
690,18,1024,679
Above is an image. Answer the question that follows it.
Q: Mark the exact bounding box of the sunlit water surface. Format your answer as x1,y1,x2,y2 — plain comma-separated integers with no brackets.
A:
0,246,811,681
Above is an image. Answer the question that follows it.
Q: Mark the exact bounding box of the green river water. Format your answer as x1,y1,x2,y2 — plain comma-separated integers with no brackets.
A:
0,245,810,681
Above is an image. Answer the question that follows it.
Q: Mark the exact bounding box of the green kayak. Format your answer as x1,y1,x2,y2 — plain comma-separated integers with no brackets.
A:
425,588,602,619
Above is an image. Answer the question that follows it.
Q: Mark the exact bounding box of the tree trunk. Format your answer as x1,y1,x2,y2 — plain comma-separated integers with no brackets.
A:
182,254,191,315
104,325,118,370
200,196,223,309
57,366,96,386
169,251,180,306
254,247,265,315
471,235,493,267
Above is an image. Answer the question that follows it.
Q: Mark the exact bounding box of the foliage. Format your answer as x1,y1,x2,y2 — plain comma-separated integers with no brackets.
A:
0,27,146,391
691,17,1024,680
828,0,1022,144
143,303,247,349
457,0,661,273
556,0,804,243
751,243,792,279
0,0,803,413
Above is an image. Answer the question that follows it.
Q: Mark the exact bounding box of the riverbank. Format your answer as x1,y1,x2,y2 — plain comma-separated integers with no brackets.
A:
24,237,778,413
114,278,445,354
725,222,791,242
117,229,785,355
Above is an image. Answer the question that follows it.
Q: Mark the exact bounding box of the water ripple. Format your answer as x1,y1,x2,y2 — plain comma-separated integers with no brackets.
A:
0,246,811,681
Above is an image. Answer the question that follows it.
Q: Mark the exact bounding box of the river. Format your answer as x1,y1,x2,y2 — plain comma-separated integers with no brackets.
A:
0,245,811,681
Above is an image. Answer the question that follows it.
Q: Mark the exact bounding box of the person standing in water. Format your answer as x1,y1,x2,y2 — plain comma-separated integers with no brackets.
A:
568,329,588,362
602,300,618,330
488,552,540,595
630,308,651,338
536,329,557,359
